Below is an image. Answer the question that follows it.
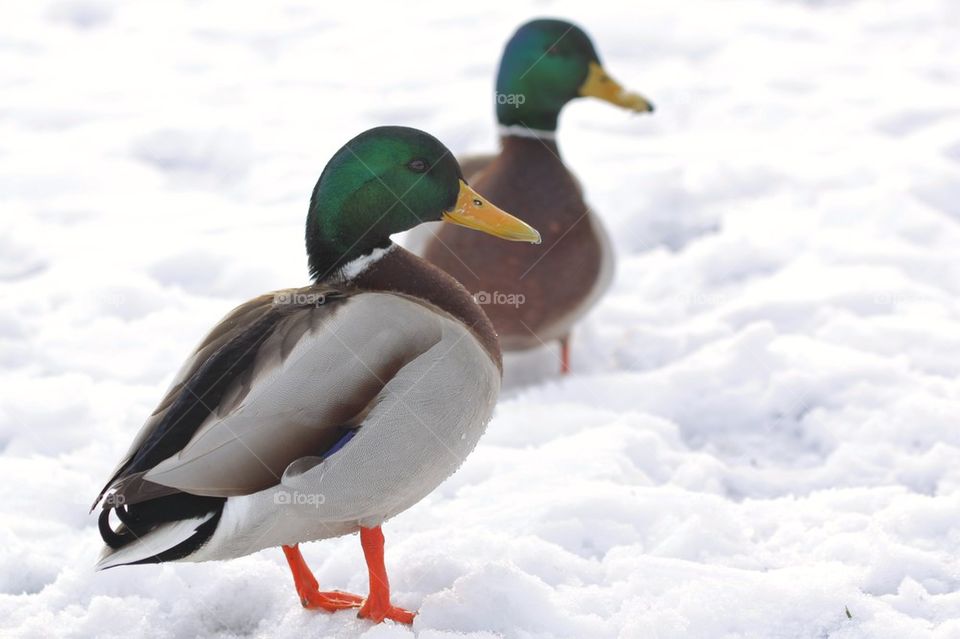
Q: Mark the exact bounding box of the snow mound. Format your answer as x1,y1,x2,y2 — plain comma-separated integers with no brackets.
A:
2,1,960,637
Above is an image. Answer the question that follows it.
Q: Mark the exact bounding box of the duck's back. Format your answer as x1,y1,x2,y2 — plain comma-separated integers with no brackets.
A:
423,136,607,350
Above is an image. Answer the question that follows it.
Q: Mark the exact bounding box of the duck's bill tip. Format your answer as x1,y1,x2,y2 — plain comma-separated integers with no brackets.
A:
620,92,655,113
579,61,654,115
442,181,541,244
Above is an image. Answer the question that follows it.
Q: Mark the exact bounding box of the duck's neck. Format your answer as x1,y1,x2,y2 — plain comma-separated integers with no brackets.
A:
339,245,502,370
497,133,564,166
305,220,392,281
497,124,559,146
333,244,396,281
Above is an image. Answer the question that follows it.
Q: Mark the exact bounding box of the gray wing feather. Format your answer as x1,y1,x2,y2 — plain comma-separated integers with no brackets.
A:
139,294,445,497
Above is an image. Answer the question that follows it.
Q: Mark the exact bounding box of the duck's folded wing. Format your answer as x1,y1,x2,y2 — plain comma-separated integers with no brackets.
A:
95,291,444,508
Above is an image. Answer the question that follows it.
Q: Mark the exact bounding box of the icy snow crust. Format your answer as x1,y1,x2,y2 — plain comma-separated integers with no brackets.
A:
2,1,960,637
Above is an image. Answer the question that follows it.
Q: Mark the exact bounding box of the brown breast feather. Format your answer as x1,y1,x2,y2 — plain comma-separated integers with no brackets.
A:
423,136,603,348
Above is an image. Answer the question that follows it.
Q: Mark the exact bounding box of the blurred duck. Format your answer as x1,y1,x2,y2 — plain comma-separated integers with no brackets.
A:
422,18,654,373
92,126,540,625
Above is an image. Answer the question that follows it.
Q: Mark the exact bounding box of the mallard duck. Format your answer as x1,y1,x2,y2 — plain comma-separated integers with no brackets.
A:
422,18,653,374
92,126,540,625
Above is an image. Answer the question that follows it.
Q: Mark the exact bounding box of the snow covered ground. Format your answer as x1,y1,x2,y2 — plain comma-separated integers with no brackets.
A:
2,0,960,637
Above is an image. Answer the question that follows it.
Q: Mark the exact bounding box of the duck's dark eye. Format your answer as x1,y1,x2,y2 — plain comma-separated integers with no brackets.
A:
473,199,483,207
407,159,428,173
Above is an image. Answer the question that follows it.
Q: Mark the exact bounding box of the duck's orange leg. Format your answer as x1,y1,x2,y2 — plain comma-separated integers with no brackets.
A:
560,335,571,375
357,526,416,624
281,544,364,611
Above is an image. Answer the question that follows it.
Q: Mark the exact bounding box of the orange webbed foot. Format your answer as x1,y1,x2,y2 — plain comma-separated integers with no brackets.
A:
283,529,417,625
282,544,365,612
357,526,417,625
299,588,364,612
358,597,416,624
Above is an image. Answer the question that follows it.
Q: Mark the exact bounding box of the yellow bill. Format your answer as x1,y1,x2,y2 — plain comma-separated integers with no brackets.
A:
578,61,654,113
443,181,541,244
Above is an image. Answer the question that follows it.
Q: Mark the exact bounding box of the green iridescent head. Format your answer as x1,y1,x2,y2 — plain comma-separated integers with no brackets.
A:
306,126,540,280
495,18,654,131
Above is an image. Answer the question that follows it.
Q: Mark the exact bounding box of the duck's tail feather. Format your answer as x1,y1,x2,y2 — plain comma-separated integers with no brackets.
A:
96,493,225,570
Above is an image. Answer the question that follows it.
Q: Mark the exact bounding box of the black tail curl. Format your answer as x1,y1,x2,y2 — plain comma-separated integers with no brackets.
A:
97,493,226,565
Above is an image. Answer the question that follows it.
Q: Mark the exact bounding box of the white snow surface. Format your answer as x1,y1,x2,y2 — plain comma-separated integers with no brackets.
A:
2,1,960,637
